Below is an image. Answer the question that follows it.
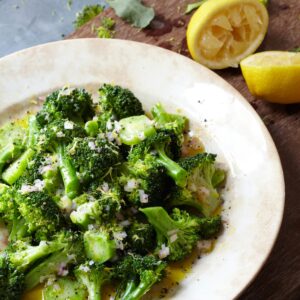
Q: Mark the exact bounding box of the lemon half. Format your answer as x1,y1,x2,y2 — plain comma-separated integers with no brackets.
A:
187,0,269,69
241,51,300,103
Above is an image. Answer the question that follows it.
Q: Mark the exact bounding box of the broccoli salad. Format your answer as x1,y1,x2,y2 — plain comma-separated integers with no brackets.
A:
0,84,225,300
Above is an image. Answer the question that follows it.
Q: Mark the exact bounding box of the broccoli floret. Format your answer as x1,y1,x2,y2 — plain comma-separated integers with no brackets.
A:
39,118,87,198
168,186,204,213
197,215,222,239
0,184,15,221
66,136,122,182
25,231,84,290
140,207,200,261
70,182,124,227
15,191,63,240
119,156,172,207
97,84,144,130
83,229,117,264
151,103,187,136
0,253,25,300
75,263,110,300
74,5,104,29
126,221,156,255
36,88,94,126
6,233,67,272
179,153,226,216
42,277,87,300
113,254,166,300
128,132,187,187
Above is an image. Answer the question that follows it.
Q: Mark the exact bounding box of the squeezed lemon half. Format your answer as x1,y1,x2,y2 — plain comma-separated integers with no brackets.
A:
187,0,269,69
241,51,300,103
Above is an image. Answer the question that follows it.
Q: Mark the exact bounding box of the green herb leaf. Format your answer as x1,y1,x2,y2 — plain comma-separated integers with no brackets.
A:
96,17,116,39
74,5,104,29
106,0,155,28
185,1,207,14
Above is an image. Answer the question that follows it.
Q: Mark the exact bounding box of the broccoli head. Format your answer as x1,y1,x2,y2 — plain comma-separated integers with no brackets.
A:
126,221,156,255
128,132,187,187
179,153,226,216
75,262,110,300
0,253,25,300
15,191,63,240
36,88,94,126
140,207,200,261
113,254,166,300
0,184,15,222
66,136,122,182
97,84,144,130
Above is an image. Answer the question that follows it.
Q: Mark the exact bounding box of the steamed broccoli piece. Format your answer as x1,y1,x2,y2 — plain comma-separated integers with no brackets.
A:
168,187,204,213
43,277,87,300
140,207,200,261
39,118,86,198
75,263,110,300
179,153,225,216
97,84,144,130
129,132,187,187
70,182,124,227
197,215,222,239
6,234,67,272
0,253,25,300
15,191,63,240
113,254,166,300
118,115,156,146
2,116,40,185
25,231,84,290
66,136,122,182
83,229,117,264
126,221,156,255
151,103,187,136
36,88,94,126
0,143,22,176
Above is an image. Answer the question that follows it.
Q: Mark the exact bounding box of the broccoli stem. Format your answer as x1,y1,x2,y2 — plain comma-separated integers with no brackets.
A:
120,279,137,299
26,116,39,148
56,143,80,199
9,217,28,242
155,146,187,188
0,143,23,176
25,249,73,291
140,207,176,236
128,275,159,300
85,120,99,137
2,148,35,185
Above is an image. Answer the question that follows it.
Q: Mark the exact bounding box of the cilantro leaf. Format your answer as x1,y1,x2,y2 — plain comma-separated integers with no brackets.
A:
106,0,155,28
74,5,104,29
185,1,207,14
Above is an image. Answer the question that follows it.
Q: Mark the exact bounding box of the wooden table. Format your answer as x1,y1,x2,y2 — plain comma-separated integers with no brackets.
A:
68,1,300,299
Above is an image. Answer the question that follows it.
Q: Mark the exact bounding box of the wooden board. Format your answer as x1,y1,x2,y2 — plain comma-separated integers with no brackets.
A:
68,1,300,299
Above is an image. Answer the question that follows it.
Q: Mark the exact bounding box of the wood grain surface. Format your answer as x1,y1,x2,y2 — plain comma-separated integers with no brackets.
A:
68,1,300,299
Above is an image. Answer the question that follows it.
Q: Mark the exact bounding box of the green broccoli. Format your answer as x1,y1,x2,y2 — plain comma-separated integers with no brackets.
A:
75,263,111,300
15,191,63,240
70,182,124,227
128,132,188,187
140,207,200,261
97,84,144,130
83,229,117,264
66,136,122,183
179,153,226,216
39,118,87,198
0,253,25,300
25,231,84,290
126,221,156,254
36,88,94,126
43,277,87,300
113,254,166,300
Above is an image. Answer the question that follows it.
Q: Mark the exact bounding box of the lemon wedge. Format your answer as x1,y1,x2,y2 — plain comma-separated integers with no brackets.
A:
187,0,269,69
241,51,300,103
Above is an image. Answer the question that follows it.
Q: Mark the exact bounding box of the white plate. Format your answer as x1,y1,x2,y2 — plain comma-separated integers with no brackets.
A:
0,39,284,300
